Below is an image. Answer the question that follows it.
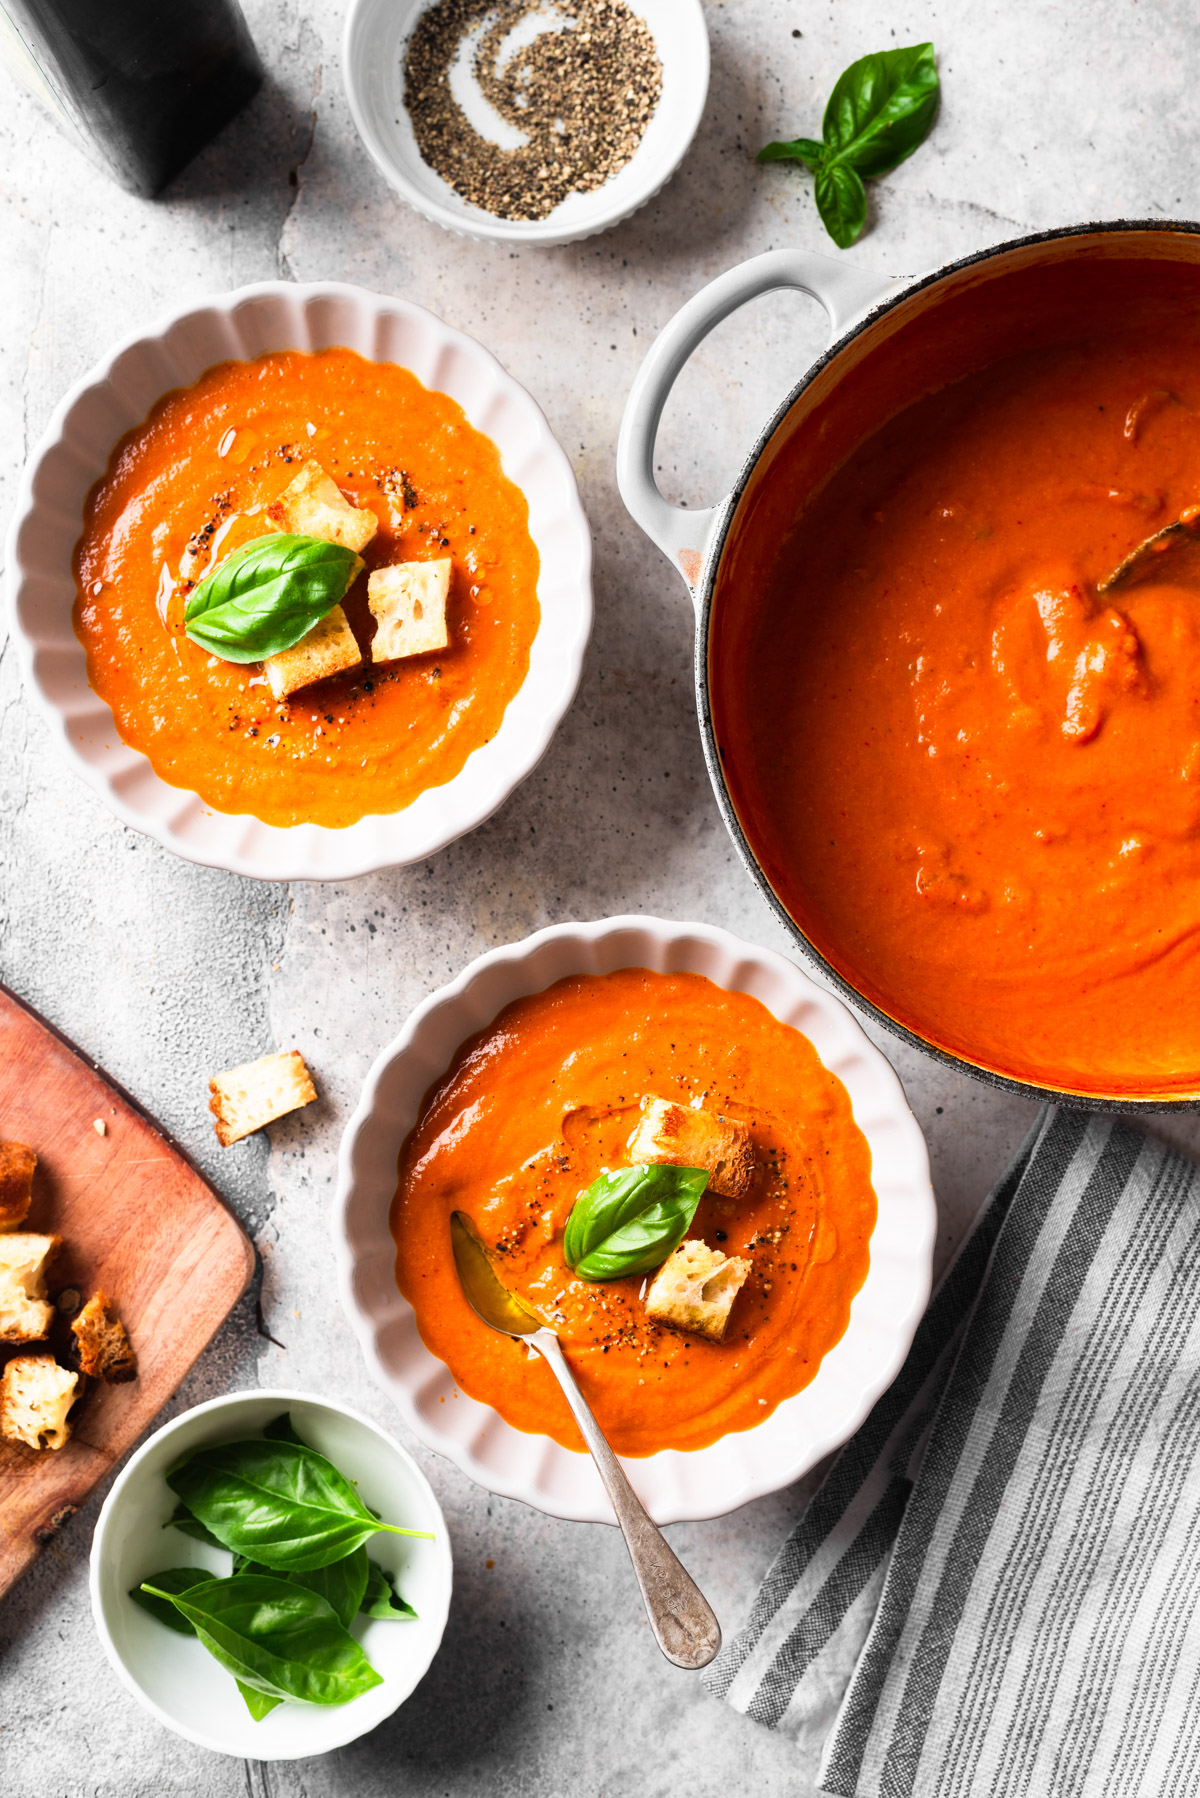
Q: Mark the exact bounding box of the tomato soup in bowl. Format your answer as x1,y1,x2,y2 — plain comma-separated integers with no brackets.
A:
75,346,540,831
391,966,876,1458
335,918,934,1524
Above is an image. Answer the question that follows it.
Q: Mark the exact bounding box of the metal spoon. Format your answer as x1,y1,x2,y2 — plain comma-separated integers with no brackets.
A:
1098,504,1200,594
449,1210,722,1670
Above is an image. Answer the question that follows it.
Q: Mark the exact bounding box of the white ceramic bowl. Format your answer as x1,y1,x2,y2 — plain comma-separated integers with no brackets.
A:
90,1389,452,1760
342,0,710,248
7,281,592,881
334,916,935,1524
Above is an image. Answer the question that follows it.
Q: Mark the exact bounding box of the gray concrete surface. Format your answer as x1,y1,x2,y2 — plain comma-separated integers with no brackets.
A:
2,1,1198,1792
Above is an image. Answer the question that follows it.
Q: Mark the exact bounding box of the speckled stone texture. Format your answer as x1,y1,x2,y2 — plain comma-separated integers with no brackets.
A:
2,2,1200,1792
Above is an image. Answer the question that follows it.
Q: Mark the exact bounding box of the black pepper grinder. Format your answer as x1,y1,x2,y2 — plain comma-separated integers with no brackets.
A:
0,0,264,196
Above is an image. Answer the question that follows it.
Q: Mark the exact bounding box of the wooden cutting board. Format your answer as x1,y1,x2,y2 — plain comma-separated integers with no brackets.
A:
0,983,254,1596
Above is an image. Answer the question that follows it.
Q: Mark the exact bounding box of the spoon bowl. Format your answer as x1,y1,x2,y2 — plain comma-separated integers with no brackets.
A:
1099,506,1200,593
449,1211,544,1336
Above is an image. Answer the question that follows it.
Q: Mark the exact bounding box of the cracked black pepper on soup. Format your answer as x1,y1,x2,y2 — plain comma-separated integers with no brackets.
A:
404,0,663,222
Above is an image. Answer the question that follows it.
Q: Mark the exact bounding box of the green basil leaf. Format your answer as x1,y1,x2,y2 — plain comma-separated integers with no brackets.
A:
183,533,361,664
263,1412,306,1446
167,1438,432,1570
129,1566,211,1635
289,1545,370,1629
141,1574,383,1708
815,162,869,250
164,1502,224,1550
821,43,939,178
362,1560,417,1621
237,1680,283,1721
563,1164,709,1282
756,42,937,249
756,135,825,171
233,1555,275,1577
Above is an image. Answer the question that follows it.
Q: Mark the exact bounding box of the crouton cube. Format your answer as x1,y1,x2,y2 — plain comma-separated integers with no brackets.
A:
0,1233,60,1343
266,460,378,553
263,604,361,700
71,1290,137,1383
0,1354,79,1451
368,559,452,663
209,1050,317,1146
626,1097,755,1201
0,1141,36,1232
644,1239,751,1343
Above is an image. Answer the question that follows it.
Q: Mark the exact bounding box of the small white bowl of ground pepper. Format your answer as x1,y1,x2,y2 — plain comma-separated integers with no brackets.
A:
342,0,709,247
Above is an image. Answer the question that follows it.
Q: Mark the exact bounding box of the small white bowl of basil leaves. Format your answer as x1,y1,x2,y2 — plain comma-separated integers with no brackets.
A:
90,1390,451,1759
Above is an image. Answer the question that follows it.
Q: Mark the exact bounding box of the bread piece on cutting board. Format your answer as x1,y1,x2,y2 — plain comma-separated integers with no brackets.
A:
0,1233,60,1342
0,1142,36,1232
0,1355,79,1451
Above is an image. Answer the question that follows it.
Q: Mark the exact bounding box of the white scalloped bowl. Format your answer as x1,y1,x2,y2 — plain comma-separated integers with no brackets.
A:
334,916,935,1524
90,1389,452,1760
6,282,592,881
342,0,710,249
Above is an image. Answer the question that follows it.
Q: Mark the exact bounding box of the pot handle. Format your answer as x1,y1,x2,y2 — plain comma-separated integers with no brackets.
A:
616,249,902,606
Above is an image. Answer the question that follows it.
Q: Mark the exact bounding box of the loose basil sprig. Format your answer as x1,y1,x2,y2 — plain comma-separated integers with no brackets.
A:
758,43,939,248
166,1437,433,1570
140,1574,384,1709
183,532,362,663
563,1164,709,1282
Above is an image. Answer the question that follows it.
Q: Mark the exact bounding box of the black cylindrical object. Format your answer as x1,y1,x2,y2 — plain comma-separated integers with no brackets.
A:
0,0,264,196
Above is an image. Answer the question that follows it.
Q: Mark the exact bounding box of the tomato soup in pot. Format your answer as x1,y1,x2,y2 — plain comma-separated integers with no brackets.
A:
713,248,1200,1101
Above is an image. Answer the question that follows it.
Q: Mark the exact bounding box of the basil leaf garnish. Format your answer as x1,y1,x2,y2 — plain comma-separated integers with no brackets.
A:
758,42,938,248
129,1566,211,1635
166,1438,433,1571
139,1574,383,1708
183,533,362,664
563,1164,709,1283
361,1560,417,1621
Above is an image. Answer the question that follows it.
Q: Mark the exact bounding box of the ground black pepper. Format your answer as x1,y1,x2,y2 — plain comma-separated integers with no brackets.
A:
404,0,662,222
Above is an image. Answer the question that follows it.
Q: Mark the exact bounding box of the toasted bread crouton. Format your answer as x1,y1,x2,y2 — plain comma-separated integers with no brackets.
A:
644,1239,751,1343
0,1142,36,1232
368,559,452,663
263,604,362,700
0,1354,79,1450
0,1233,60,1343
71,1290,137,1383
209,1050,317,1146
626,1097,755,1201
266,461,378,553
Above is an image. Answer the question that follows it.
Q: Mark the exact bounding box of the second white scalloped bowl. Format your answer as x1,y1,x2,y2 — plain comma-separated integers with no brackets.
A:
6,282,592,881
334,916,935,1524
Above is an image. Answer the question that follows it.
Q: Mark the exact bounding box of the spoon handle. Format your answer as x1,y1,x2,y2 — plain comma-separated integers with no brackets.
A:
531,1327,722,1670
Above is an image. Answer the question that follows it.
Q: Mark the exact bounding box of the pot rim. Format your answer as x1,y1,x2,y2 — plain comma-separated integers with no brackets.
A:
694,217,1200,1113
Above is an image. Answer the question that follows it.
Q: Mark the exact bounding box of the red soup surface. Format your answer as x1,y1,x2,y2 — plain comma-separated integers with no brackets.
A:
391,968,876,1457
73,347,540,828
719,304,1200,1098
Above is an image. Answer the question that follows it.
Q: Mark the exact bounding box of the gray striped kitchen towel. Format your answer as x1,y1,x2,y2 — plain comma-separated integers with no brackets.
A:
706,1106,1200,1796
